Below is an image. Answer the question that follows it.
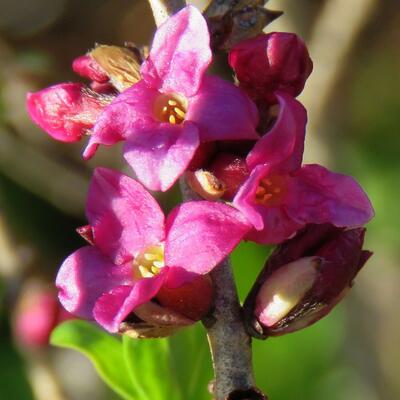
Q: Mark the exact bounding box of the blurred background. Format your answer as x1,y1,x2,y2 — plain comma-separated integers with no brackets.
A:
0,0,398,399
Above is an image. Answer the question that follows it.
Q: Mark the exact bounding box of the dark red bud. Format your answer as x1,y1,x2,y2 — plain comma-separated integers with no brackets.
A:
229,32,313,104
187,141,216,171
156,275,213,321
244,224,372,338
209,153,249,200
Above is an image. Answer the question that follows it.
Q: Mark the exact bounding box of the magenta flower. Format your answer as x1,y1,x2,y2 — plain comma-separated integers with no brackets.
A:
233,92,374,244
56,167,250,333
84,5,259,191
26,83,106,143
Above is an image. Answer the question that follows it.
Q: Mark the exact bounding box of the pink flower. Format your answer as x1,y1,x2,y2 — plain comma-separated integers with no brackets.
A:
229,33,313,104
233,92,374,244
56,168,250,333
26,83,107,143
84,6,259,191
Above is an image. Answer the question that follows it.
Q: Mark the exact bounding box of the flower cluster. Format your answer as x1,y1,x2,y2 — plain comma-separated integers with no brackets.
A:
27,6,374,337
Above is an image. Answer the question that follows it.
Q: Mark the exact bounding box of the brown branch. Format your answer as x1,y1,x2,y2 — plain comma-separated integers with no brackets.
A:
147,0,186,26
180,180,264,400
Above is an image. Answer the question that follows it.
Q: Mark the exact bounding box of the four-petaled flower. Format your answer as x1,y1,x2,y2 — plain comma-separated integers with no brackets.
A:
83,5,259,191
233,92,374,244
56,168,250,332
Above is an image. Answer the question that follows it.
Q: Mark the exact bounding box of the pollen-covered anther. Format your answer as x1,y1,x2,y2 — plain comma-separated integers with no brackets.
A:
255,175,287,206
155,94,188,125
132,244,165,279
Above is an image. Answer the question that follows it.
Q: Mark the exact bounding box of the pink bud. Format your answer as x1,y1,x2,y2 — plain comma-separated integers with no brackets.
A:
26,83,106,142
13,283,73,349
229,33,313,104
244,224,372,337
72,55,109,83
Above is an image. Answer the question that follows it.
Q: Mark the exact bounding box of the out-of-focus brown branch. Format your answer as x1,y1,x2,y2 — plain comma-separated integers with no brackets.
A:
0,126,88,217
147,0,186,26
299,0,378,165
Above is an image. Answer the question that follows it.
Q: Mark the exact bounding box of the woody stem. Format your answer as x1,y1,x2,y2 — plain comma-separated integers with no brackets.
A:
179,180,264,400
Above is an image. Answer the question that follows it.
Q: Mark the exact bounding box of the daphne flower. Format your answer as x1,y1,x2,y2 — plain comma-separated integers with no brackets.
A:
84,5,259,191
56,168,250,333
233,92,374,244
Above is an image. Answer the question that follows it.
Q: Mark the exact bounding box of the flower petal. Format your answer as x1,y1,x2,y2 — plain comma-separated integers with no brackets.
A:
165,201,251,274
246,92,307,173
93,271,167,333
233,164,302,243
245,207,303,245
187,76,259,141
123,122,200,191
56,246,132,319
83,80,159,159
87,167,165,264
141,5,211,97
287,164,375,227
27,83,104,143
233,164,270,230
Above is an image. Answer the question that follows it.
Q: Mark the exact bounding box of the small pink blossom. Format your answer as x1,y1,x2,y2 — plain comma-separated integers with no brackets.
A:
26,83,105,142
56,168,250,332
233,92,374,244
85,6,259,191
229,32,313,104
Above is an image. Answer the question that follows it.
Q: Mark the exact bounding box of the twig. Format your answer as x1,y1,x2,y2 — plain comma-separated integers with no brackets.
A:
204,259,258,400
147,0,186,26
180,180,263,400
150,1,264,397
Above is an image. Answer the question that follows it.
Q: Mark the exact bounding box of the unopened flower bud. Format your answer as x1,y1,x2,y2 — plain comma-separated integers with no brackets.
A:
13,281,72,349
229,33,313,104
209,153,249,200
244,224,372,338
120,275,213,339
26,83,108,142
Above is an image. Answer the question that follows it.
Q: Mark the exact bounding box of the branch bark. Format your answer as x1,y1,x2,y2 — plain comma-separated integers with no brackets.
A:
180,180,263,400
147,0,186,26
148,1,264,397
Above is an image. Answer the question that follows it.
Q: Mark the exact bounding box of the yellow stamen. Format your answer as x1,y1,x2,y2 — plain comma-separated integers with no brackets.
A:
132,244,165,279
174,107,186,119
154,93,187,125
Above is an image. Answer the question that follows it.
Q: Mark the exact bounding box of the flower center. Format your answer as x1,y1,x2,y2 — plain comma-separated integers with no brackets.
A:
154,94,187,124
255,175,287,206
132,244,165,279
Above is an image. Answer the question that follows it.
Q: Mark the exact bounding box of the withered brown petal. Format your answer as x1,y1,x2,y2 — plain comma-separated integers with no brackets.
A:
90,45,142,92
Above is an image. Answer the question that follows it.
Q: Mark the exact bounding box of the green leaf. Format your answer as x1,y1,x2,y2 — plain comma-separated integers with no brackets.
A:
122,335,183,400
51,320,137,400
169,325,213,400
